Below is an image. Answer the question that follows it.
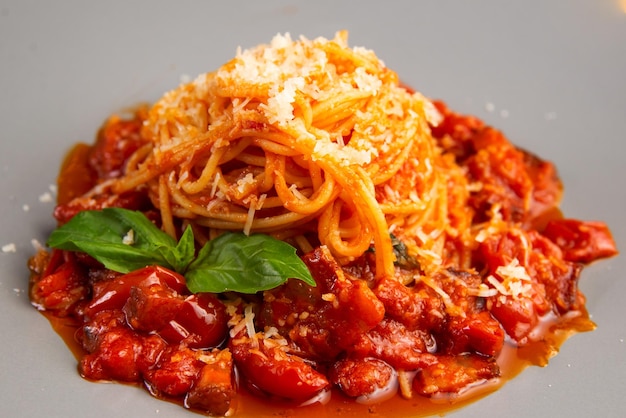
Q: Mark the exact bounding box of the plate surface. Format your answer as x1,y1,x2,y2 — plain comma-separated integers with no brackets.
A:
1,1,624,417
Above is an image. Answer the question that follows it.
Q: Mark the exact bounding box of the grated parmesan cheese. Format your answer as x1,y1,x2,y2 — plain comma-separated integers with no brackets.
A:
243,204,256,236
312,138,374,166
135,30,444,271
242,193,266,236
243,304,256,338
210,31,419,168
122,229,135,245
487,258,533,301
288,184,308,201
2,243,16,253
261,76,305,125
209,172,222,199
474,203,505,243
38,192,53,203
235,173,255,195
469,283,499,298
31,239,44,252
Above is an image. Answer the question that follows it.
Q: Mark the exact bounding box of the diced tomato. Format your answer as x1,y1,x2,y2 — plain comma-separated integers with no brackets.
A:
351,318,435,370
84,266,187,319
414,354,500,396
79,325,165,382
123,285,186,332
185,350,236,416
489,296,538,342
259,247,384,360
373,276,445,332
88,111,148,180
231,336,329,401
78,310,127,353
30,251,88,315
430,100,485,160
543,219,618,263
439,311,504,357
144,346,203,397
157,293,228,349
87,266,228,350
329,358,394,398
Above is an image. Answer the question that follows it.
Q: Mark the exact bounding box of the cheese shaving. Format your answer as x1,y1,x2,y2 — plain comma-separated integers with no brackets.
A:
487,258,533,301
122,229,135,245
2,243,16,253
243,304,256,338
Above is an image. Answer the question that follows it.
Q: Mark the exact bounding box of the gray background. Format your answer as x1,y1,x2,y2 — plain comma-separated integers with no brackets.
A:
1,0,624,417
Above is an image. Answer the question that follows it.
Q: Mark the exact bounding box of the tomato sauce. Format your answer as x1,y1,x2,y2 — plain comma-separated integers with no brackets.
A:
28,102,617,417
39,306,592,417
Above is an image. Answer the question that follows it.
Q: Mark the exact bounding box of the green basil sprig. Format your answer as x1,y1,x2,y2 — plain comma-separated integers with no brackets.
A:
47,208,315,294
185,232,314,294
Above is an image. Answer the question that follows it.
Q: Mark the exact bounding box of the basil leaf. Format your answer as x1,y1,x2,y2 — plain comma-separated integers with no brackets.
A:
47,208,184,273
47,208,315,294
164,225,196,273
391,233,421,270
186,232,315,294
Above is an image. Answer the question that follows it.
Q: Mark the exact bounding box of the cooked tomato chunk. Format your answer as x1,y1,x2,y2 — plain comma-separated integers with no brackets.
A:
543,219,618,263
439,311,505,357
78,310,166,382
431,101,563,226
230,334,329,401
329,358,395,399
488,296,539,342
124,284,186,332
157,293,229,349
351,318,435,370
430,100,484,160
144,346,203,397
27,96,617,418
414,354,500,396
258,246,384,360
185,350,236,416
373,276,444,332
85,266,187,319
29,250,88,316
88,111,148,180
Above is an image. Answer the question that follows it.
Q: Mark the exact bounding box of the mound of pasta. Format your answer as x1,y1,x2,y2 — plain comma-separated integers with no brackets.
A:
29,32,617,417
115,30,448,279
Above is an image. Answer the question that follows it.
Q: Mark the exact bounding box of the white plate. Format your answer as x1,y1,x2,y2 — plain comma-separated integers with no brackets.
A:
1,1,624,417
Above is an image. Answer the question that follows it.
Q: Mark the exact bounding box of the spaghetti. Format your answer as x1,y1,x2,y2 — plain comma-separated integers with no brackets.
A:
112,31,454,279
28,30,618,418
